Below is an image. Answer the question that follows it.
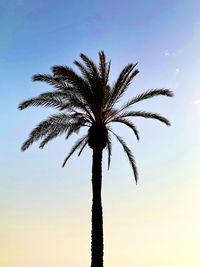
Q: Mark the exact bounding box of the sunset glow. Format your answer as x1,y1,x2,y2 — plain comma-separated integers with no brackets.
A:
1,0,200,266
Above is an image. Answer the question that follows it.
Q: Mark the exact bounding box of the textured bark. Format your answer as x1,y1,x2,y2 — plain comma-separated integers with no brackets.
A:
91,148,104,267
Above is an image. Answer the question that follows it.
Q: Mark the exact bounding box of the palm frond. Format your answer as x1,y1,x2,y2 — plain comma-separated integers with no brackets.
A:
111,131,138,183
105,60,111,86
119,111,171,126
98,51,111,86
52,65,81,81
79,54,105,109
110,118,140,140
21,113,73,151
73,60,93,83
78,137,88,156
99,51,106,83
39,132,58,148
18,91,68,110
102,108,118,123
61,102,94,123
39,115,89,148
32,74,67,90
21,121,50,151
74,55,104,107
80,53,99,79
106,133,112,170
116,69,139,100
121,89,174,110
107,63,138,108
66,118,89,139
39,124,68,148
52,65,85,87
102,85,111,109
65,111,92,124
62,134,88,167
52,65,93,104
59,93,94,121
47,113,74,124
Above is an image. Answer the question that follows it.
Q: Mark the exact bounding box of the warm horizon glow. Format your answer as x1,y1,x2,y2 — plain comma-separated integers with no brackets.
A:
1,0,200,266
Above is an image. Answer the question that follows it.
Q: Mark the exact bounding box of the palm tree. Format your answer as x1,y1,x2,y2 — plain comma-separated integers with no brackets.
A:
18,51,173,267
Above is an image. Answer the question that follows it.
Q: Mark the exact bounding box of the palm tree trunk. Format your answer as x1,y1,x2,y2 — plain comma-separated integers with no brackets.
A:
91,147,104,267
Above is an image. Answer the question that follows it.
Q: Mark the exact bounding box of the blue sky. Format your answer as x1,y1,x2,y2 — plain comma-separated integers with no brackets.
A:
1,1,200,266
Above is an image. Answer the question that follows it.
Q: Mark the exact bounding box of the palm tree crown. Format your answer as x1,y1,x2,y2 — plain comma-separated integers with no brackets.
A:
18,51,173,183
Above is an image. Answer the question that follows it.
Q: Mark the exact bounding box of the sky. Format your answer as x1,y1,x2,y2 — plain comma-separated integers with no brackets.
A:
1,0,200,266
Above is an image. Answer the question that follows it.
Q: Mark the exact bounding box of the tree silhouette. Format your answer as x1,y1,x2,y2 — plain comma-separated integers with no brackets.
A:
18,51,173,267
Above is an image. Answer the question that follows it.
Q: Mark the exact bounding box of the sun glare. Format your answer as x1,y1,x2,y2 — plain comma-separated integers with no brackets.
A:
193,99,200,105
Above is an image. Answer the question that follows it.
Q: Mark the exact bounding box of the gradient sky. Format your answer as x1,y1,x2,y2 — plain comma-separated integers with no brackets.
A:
1,0,200,266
